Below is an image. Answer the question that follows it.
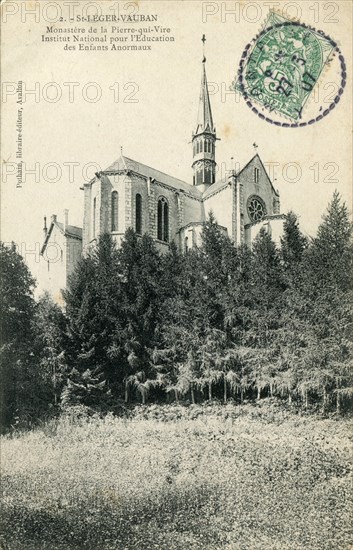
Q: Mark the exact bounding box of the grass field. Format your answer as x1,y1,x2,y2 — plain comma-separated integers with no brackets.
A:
1,401,352,550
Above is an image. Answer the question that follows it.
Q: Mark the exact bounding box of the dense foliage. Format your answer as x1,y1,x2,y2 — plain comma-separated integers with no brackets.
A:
0,241,68,430
0,242,37,428
60,192,352,413
1,192,352,429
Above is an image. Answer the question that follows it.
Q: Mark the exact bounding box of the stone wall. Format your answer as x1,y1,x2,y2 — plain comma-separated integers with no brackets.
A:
238,156,279,227
82,183,92,249
204,183,233,237
40,226,67,305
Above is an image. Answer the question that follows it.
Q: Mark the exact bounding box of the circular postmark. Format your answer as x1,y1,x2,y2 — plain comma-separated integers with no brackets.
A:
235,16,346,127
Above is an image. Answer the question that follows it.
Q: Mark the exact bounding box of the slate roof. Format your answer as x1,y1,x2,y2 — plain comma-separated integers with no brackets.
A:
95,152,278,202
195,62,215,135
55,222,82,239
102,155,203,199
203,154,279,199
202,179,228,199
41,219,82,255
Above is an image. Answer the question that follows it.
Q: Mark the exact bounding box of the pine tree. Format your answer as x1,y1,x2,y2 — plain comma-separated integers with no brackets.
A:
309,191,353,292
0,242,37,428
280,211,308,270
114,230,165,403
309,193,352,410
239,230,285,400
295,193,353,411
280,212,308,293
32,292,67,406
62,234,120,408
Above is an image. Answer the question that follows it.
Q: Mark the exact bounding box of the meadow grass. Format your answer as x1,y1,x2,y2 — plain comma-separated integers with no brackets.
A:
1,401,352,549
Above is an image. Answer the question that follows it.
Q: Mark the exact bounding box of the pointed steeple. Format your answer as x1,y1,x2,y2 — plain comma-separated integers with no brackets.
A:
195,57,215,135
192,35,217,188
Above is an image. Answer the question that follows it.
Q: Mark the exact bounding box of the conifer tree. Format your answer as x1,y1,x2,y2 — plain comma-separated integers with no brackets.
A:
303,193,353,411
32,292,67,406
241,229,285,400
309,191,353,292
115,231,165,403
280,211,308,272
0,242,37,428
62,234,120,407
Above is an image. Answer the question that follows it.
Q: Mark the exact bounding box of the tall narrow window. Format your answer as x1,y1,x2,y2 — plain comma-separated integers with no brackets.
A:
135,193,142,234
111,191,118,231
254,167,260,184
157,197,169,242
163,201,169,241
93,197,96,238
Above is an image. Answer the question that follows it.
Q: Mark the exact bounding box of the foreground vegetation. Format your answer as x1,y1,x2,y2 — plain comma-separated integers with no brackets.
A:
1,193,352,430
2,402,352,549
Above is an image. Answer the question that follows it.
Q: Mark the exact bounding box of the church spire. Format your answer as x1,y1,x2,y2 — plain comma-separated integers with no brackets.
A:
192,35,217,188
195,35,215,135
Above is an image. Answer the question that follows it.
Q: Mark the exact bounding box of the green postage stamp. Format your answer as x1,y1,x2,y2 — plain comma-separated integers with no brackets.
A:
236,12,346,126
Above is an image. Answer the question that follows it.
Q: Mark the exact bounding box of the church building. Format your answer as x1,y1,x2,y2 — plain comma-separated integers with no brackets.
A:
82,41,284,254
41,38,285,301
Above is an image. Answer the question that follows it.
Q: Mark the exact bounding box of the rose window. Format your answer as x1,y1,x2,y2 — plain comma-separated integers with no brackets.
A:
247,196,266,222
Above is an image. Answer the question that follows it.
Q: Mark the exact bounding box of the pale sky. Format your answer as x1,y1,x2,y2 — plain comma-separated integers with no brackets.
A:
1,1,352,283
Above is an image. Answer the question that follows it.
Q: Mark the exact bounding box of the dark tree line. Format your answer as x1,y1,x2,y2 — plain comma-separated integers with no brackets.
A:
1,192,352,428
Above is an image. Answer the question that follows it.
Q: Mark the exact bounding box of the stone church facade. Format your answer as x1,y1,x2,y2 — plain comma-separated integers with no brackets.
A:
40,44,285,300
82,54,284,254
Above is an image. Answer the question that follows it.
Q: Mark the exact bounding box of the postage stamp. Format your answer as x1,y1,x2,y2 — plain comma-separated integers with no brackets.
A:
235,12,346,127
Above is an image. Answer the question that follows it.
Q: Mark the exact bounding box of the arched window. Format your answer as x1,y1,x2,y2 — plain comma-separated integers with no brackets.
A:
111,191,118,231
157,197,169,242
93,197,96,238
135,193,142,234
196,165,203,185
185,236,189,251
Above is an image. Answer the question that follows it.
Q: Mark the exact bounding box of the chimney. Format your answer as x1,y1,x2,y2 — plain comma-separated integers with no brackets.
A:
63,209,69,233
43,216,47,240
51,214,57,223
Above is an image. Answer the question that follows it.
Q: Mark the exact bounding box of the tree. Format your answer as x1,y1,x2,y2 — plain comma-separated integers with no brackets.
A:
116,231,164,403
308,191,353,292
0,242,37,428
63,230,169,406
235,230,285,401
62,234,121,407
32,292,68,406
303,193,353,411
280,212,308,272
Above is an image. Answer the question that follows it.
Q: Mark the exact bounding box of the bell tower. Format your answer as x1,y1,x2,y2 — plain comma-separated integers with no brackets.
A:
192,35,217,189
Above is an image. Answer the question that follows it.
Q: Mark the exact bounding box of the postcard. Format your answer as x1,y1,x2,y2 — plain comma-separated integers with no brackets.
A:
1,1,352,548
